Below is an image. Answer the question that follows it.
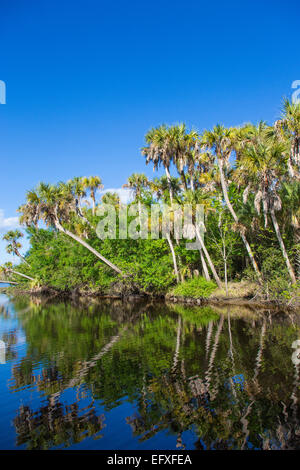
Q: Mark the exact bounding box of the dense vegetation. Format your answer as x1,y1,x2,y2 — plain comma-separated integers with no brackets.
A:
1,98,300,302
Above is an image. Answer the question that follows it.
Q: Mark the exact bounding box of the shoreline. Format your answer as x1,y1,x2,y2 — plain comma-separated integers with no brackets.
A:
1,285,299,312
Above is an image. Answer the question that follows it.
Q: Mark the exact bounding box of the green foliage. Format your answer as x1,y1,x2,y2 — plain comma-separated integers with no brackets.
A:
170,276,217,298
22,227,175,293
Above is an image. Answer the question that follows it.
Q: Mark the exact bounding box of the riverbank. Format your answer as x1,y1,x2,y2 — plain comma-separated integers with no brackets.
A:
2,280,299,312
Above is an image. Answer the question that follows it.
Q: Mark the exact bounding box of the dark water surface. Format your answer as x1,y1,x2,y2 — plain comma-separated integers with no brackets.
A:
0,293,299,450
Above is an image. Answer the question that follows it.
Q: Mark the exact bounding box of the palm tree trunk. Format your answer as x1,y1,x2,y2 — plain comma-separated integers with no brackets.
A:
195,225,222,288
9,270,35,281
180,171,188,191
199,247,211,281
166,233,180,284
224,243,228,295
91,192,96,216
218,159,262,282
270,209,297,283
55,221,124,275
0,280,18,285
165,166,174,205
15,250,31,267
138,200,142,228
190,175,194,192
75,198,92,227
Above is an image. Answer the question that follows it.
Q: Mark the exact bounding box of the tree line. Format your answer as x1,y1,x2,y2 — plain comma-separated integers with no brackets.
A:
1,98,299,299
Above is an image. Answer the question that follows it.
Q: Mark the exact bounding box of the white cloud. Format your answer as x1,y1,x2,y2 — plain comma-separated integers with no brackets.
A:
0,209,20,233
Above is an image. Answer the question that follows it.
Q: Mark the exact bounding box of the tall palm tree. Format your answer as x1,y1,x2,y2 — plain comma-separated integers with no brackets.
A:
274,99,300,179
2,230,30,266
123,173,149,215
143,124,205,199
202,125,262,281
183,189,222,288
59,181,91,229
68,177,86,209
18,182,124,276
101,191,121,206
150,177,181,283
236,140,297,283
142,125,176,204
82,176,103,215
150,176,182,203
280,181,300,278
171,125,200,191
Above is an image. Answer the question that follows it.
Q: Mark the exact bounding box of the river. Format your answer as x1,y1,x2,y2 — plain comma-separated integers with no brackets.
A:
0,293,299,450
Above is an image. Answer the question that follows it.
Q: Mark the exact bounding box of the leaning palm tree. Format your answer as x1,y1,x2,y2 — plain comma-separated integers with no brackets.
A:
236,140,297,283
2,230,30,266
0,263,35,282
202,125,262,281
18,182,124,276
82,176,103,215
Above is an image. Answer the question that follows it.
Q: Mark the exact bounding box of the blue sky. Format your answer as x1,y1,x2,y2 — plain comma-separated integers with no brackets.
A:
0,0,299,263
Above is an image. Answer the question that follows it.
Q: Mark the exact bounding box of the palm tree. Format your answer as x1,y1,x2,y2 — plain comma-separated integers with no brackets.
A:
123,173,149,215
0,263,35,282
55,181,90,232
68,177,86,209
18,190,41,228
150,176,182,202
150,177,181,283
236,140,297,283
280,181,300,278
2,230,30,266
202,125,262,281
170,125,198,191
82,176,103,215
274,99,300,179
101,191,121,206
18,182,124,276
142,125,176,204
143,124,206,200
183,189,222,288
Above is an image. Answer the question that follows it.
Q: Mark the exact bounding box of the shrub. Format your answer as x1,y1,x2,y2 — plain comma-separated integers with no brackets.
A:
170,277,217,298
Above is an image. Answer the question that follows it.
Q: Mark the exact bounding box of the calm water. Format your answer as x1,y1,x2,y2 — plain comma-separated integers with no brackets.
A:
0,292,299,450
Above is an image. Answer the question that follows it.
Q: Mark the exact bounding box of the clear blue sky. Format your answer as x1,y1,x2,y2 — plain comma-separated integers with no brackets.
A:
0,0,299,262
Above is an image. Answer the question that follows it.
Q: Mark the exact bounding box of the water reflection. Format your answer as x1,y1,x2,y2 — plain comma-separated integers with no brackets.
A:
0,295,299,450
